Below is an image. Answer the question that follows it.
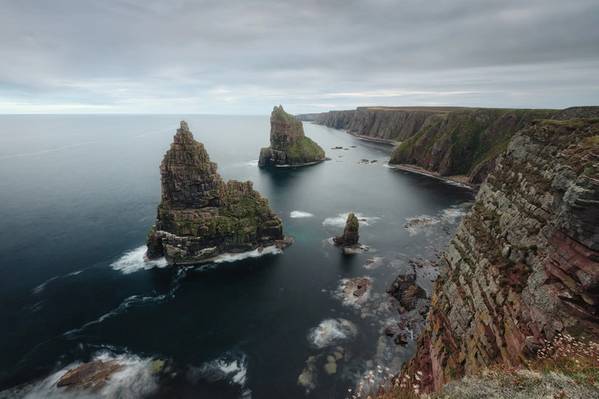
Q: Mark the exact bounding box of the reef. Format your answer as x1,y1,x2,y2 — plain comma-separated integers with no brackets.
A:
146,121,290,265
259,106,326,167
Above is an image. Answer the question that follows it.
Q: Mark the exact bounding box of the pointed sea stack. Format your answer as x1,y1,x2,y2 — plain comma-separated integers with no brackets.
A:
259,105,326,167
146,121,290,265
333,213,360,247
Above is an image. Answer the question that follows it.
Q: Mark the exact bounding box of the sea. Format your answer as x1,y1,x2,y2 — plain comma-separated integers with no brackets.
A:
0,115,473,398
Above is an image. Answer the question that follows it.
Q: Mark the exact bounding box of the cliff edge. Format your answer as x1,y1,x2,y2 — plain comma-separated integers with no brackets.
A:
401,117,599,392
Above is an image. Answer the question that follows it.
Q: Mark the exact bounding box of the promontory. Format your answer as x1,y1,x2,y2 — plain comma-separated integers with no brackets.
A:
259,105,326,167
146,121,290,265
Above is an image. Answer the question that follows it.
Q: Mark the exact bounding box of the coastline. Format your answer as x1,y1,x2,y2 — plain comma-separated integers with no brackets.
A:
386,163,475,190
347,132,399,146
273,159,326,168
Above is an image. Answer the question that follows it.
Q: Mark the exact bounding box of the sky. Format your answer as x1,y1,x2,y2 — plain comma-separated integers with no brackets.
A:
1,0,599,114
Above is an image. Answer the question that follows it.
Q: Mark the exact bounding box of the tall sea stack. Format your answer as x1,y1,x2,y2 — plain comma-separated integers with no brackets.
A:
146,121,289,265
259,105,326,167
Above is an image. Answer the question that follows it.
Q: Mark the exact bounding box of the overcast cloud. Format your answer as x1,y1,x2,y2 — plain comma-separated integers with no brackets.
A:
1,0,598,114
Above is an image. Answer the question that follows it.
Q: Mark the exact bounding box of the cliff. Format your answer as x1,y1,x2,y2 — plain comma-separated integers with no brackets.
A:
401,116,599,393
302,107,465,144
146,121,289,265
389,108,559,184
259,106,325,167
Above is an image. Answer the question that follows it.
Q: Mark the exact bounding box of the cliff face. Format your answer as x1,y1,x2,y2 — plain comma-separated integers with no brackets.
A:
259,106,325,167
306,107,464,142
147,121,287,265
389,108,558,184
403,117,599,392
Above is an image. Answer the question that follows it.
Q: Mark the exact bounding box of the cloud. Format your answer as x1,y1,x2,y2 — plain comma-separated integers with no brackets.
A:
0,0,598,113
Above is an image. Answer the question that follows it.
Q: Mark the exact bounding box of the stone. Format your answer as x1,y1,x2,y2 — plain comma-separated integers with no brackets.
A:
56,360,123,390
258,106,326,167
333,213,360,247
146,121,289,265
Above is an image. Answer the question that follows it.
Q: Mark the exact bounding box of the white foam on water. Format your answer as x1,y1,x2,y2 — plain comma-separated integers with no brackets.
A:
440,205,470,224
290,210,314,218
32,269,85,295
308,318,358,348
403,215,440,235
322,212,380,228
335,278,372,308
192,351,251,397
245,160,259,167
110,246,168,274
212,245,282,263
0,352,159,399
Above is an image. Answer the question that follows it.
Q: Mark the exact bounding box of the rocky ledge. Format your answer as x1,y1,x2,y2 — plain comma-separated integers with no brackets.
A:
401,117,599,392
259,106,326,167
146,121,291,265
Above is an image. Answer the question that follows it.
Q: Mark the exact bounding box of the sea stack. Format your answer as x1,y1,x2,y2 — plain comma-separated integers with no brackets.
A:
334,213,360,247
146,121,290,265
259,105,326,167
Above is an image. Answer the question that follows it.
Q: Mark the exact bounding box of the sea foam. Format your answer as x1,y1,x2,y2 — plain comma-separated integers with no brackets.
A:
308,318,358,348
110,246,168,274
1,351,159,399
322,212,380,228
290,210,314,218
212,245,282,263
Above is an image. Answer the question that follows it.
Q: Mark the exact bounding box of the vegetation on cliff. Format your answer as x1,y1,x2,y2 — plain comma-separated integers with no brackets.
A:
394,116,599,394
259,105,325,167
147,121,288,265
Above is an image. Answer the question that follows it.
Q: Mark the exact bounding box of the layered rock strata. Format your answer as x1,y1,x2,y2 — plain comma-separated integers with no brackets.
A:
259,106,325,167
402,117,599,392
147,121,288,265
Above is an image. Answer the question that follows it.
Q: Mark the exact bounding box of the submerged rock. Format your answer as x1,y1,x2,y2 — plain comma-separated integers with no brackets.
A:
333,212,360,247
146,121,289,265
56,360,123,390
259,105,326,167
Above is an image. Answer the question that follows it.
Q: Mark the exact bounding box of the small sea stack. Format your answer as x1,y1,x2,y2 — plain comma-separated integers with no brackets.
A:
333,213,360,251
258,105,326,167
146,121,291,265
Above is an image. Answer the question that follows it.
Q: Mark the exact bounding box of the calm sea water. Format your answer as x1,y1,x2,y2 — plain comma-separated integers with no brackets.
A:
0,115,472,398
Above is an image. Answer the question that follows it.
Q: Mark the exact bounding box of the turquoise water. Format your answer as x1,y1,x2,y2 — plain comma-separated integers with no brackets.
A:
0,115,472,398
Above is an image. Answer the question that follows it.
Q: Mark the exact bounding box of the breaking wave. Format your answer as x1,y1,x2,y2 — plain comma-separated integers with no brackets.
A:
308,318,358,348
212,245,282,263
189,351,251,398
0,352,159,399
322,212,380,228
110,246,168,274
290,210,314,218
32,270,83,294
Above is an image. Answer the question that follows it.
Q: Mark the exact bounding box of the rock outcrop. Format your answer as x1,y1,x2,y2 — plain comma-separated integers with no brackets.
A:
402,117,599,392
259,106,325,167
56,360,123,390
333,213,360,247
146,121,289,265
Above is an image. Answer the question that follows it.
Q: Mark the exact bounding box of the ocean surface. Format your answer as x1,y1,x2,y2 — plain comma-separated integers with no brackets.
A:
0,115,473,398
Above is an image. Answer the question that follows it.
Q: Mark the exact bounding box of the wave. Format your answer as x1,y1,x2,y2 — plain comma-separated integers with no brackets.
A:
440,204,470,223
189,351,251,398
290,210,314,218
110,246,168,274
403,215,440,235
308,318,358,348
322,212,380,228
245,160,259,167
0,351,159,399
32,270,83,295
212,245,282,263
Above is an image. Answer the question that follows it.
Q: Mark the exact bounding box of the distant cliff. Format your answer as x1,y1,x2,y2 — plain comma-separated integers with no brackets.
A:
299,107,465,143
401,116,599,393
389,108,557,184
